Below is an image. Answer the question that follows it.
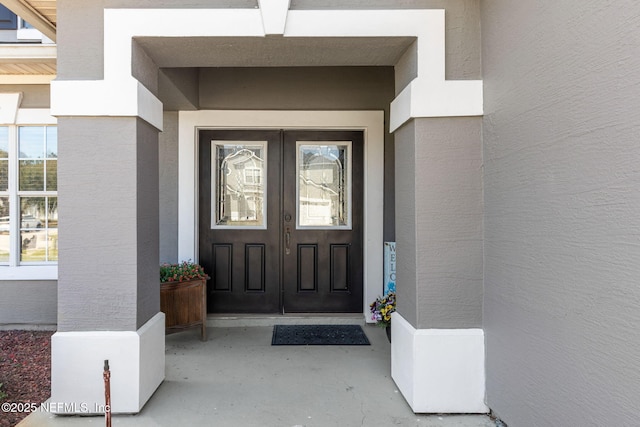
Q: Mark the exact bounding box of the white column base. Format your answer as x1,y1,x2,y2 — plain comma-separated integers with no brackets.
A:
51,312,165,414
391,313,488,414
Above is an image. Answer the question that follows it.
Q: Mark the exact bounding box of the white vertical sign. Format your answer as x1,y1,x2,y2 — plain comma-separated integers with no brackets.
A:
384,242,396,294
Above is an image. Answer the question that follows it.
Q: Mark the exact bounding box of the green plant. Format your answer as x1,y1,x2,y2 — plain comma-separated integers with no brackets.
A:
160,261,207,283
369,292,396,327
0,382,7,400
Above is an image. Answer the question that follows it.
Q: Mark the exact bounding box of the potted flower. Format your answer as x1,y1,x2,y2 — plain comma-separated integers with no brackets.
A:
160,261,209,341
370,292,396,342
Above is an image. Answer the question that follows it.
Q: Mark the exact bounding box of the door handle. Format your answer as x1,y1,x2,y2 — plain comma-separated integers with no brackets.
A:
285,227,291,255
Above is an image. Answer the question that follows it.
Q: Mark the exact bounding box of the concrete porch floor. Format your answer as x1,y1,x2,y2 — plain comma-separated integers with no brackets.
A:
21,317,497,427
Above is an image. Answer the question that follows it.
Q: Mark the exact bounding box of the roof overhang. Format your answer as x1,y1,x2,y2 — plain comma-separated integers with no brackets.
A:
0,0,56,41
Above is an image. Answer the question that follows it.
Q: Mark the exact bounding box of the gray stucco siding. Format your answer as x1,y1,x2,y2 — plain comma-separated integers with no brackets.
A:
394,120,418,326
0,281,57,327
136,118,160,329
132,40,159,97
0,84,50,108
57,117,159,332
482,1,640,425
56,0,104,80
395,117,483,329
159,112,178,264
198,66,394,111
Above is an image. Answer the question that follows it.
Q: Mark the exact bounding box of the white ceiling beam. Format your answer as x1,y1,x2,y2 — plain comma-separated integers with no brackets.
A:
1,0,56,41
0,74,54,84
0,44,56,61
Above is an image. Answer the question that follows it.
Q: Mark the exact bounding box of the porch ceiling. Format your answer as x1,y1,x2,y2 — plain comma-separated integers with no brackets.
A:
0,44,55,83
136,36,415,68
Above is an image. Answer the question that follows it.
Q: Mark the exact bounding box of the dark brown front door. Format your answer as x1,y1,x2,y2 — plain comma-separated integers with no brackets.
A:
198,129,363,313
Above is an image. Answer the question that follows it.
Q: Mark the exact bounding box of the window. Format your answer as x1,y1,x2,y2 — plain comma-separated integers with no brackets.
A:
0,125,58,266
0,6,17,30
20,19,34,30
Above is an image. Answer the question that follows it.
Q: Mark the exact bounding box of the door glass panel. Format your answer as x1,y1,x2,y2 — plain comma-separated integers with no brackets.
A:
297,142,351,228
212,141,267,228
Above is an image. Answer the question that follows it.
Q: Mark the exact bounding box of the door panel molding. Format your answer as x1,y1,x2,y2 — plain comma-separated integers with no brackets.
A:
297,244,318,293
330,244,351,293
212,244,232,291
245,244,265,292
180,110,384,320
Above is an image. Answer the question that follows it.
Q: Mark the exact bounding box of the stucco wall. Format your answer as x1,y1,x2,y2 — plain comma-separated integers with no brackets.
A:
199,66,393,111
58,117,159,332
136,118,160,328
57,0,104,80
0,281,57,328
0,84,50,108
396,117,483,329
394,121,418,325
57,0,480,83
482,1,640,425
159,112,178,264
132,39,159,96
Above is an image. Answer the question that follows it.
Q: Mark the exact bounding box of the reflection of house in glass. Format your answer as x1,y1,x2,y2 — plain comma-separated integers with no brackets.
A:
216,145,264,226
298,144,348,227
20,199,58,262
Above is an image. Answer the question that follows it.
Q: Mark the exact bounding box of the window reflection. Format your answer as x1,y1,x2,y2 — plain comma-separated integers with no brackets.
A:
18,126,57,192
0,197,8,262
298,143,350,227
0,127,7,192
20,196,58,262
214,143,266,227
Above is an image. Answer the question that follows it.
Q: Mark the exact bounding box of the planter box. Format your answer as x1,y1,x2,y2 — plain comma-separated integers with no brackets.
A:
160,278,207,341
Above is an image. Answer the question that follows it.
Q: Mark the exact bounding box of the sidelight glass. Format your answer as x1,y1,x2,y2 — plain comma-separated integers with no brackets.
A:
297,142,351,228
212,141,267,228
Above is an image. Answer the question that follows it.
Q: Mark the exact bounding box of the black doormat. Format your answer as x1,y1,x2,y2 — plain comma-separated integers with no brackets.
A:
271,324,370,346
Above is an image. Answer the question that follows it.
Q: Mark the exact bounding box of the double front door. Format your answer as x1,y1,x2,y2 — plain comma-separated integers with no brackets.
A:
198,129,363,313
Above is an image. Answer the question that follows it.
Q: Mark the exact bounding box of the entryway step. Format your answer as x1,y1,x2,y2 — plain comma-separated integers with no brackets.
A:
207,313,366,328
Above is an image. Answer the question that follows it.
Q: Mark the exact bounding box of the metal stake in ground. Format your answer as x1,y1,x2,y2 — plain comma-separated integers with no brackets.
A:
104,360,111,427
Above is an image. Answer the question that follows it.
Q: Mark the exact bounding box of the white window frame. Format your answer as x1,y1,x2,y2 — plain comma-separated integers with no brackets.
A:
0,107,57,280
16,17,45,42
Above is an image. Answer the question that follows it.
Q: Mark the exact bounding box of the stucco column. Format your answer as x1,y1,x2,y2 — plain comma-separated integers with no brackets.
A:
391,117,487,413
49,1,165,412
56,117,160,332
49,115,164,414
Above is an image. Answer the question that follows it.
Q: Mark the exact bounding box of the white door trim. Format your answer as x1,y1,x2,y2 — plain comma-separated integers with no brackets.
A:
178,110,384,320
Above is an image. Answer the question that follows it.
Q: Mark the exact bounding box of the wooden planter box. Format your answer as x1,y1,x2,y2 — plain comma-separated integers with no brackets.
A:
160,278,207,341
